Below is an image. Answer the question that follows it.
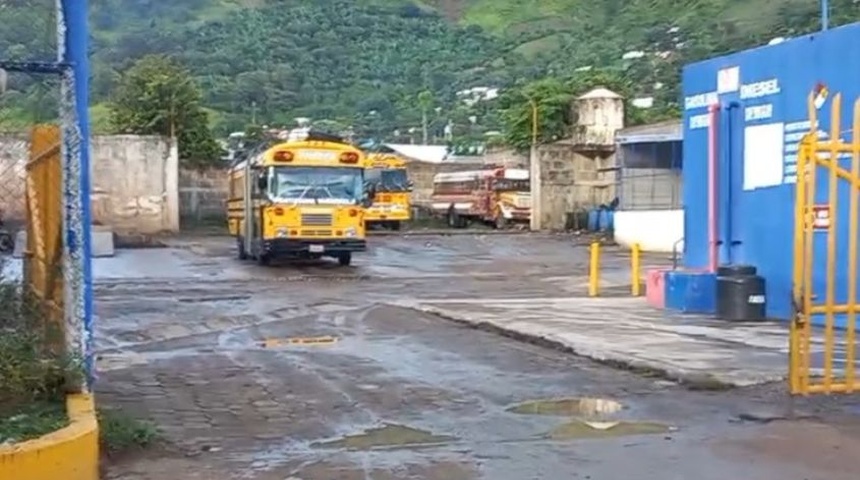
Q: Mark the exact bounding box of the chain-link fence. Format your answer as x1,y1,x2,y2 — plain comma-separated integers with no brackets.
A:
617,140,683,211
1,0,92,405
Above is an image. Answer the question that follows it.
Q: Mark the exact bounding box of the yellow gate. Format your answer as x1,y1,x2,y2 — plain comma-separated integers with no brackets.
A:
790,91,860,395
23,124,64,327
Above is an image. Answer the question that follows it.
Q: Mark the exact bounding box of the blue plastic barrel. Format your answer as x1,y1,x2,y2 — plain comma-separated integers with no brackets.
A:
598,209,610,231
587,209,599,231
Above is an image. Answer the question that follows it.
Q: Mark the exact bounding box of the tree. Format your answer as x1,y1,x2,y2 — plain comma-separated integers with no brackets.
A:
108,55,223,167
498,78,572,152
499,69,678,152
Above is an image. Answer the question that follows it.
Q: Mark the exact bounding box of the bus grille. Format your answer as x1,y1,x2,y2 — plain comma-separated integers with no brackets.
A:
515,197,531,209
302,213,333,226
302,229,333,237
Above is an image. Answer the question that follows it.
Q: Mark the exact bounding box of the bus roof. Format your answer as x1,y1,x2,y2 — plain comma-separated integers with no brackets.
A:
367,153,407,169
231,140,368,172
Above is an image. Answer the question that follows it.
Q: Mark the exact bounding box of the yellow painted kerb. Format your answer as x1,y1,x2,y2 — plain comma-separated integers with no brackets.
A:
0,394,99,480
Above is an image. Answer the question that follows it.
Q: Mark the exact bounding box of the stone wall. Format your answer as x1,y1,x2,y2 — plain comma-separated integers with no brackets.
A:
531,142,616,230
0,133,179,235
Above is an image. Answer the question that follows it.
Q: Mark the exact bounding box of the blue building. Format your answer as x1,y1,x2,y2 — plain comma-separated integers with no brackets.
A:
681,22,860,323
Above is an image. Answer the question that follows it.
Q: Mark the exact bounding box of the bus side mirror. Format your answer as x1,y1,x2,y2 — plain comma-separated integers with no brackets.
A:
406,180,414,191
362,183,376,208
256,172,267,191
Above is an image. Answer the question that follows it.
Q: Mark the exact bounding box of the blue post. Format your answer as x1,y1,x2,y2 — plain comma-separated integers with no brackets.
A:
821,0,829,31
61,0,94,386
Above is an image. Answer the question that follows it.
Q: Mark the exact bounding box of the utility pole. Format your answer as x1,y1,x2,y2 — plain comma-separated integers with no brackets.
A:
251,101,257,125
528,98,540,231
821,0,829,31
421,108,428,145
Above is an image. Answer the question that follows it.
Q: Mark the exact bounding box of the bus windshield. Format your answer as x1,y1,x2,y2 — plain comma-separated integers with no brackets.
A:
366,168,409,192
270,167,364,204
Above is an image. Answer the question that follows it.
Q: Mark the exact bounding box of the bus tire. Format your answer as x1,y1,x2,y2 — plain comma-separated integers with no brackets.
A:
390,221,401,231
494,214,507,230
337,252,352,267
237,237,248,260
256,251,271,266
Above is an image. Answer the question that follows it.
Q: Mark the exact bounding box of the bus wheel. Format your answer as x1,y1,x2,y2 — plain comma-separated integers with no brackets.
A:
256,252,271,266
389,221,401,231
337,252,352,267
237,237,248,260
494,215,507,230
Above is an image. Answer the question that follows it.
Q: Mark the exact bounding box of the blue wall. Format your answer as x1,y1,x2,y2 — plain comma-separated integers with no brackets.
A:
682,23,860,323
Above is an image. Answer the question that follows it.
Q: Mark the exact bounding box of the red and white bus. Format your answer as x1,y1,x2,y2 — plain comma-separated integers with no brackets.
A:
431,167,531,228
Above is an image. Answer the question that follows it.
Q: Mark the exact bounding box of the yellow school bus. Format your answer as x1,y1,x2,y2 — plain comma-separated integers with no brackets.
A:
227,130,375,266
364,153,412,230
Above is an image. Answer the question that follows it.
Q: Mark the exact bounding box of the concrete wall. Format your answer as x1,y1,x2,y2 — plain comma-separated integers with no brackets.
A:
614,209,684,253
179,168,228,224
407,160,483,206
572,91,625,147
0,133,28,223
0,133,179,235
531,143,616,230
479,148,528,168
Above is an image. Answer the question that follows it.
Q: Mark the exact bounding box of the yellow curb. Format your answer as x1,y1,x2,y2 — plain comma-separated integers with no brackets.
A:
0,394,99,480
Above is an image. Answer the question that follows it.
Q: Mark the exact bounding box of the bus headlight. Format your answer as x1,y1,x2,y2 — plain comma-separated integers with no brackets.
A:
276,228,289,238
344,227,357,237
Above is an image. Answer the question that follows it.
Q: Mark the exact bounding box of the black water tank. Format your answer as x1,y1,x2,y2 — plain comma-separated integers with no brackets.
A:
717,264,757,276
716,264,766,321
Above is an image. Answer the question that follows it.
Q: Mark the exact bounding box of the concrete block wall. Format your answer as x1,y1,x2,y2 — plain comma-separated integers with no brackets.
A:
179,167,229,225
532,143,616,230
0,133,179,235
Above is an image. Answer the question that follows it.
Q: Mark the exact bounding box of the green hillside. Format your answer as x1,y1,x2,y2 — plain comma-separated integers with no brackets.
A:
1,0,856,142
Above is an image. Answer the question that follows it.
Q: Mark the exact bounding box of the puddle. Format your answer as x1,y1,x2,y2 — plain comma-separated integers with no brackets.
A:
507,397,623,418
312,423,456,450
548,420,672,439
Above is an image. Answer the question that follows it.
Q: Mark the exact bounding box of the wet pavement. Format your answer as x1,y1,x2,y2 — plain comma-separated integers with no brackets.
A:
95,233,860,480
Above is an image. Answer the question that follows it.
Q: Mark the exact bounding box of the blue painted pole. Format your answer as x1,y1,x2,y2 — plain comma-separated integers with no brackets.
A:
61,0,94,386
821,0,829,31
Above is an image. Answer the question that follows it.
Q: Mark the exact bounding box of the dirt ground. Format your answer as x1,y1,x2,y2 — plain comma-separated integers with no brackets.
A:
95,233,860,480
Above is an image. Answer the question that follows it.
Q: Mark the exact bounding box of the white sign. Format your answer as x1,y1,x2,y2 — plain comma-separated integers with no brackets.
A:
743,123,785,191
717,67,740,94
740,79,780,100
299,150,337,161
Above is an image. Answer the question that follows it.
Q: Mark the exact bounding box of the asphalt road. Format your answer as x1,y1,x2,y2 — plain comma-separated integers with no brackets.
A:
95,233,860,480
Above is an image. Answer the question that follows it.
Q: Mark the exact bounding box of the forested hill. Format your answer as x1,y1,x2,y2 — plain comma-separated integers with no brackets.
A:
1,0,858,138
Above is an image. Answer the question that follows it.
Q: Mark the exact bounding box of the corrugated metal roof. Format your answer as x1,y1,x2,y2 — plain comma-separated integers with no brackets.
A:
615,120,682,144
383,144,450,163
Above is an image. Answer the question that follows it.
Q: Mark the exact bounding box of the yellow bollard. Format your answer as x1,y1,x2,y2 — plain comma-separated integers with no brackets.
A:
588,241,600,297
631,243,641,296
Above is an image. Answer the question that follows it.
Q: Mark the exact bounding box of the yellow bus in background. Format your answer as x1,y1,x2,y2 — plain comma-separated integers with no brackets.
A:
227,130,375,266
364,153,412,231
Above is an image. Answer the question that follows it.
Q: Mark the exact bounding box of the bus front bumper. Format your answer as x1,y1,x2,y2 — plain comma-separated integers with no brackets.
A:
262,238,367,256
366,206,410,222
